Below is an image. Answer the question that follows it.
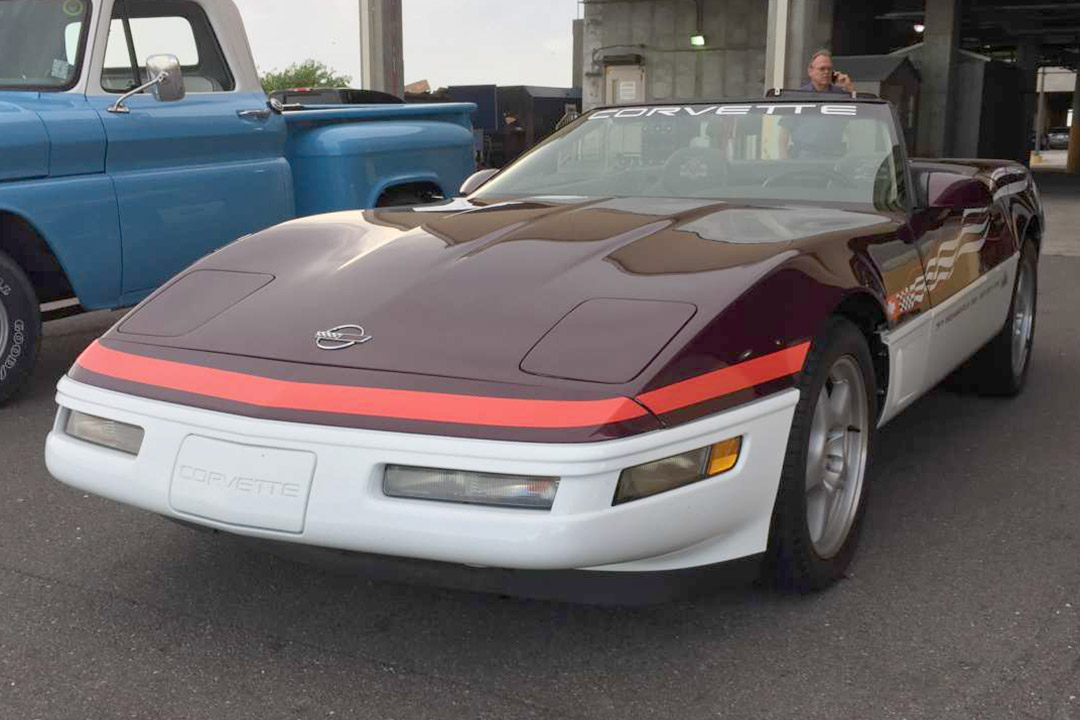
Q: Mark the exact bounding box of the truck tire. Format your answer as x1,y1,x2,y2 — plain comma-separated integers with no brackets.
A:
0,250,41,405
765,317,876,593
376,185,440,207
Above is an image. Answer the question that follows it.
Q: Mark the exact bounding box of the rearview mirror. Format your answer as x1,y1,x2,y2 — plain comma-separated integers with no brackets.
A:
146,54,185,103
922,171,991,210
459,168,499,196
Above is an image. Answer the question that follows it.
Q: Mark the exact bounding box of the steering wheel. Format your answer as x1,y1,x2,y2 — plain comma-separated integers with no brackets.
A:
661,147,728,196
763,167,856,190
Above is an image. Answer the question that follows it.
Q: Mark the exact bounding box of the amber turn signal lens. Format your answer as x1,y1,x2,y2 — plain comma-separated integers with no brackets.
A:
706,437,742,476
613,435,744,505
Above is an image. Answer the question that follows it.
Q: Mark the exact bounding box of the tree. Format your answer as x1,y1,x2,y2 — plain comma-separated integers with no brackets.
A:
259,59,352,93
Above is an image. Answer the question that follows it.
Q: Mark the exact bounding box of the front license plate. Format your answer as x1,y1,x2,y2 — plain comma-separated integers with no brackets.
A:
170,436,316,533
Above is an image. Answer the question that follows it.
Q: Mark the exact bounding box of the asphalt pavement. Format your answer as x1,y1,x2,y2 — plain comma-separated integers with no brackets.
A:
2,177,1080,719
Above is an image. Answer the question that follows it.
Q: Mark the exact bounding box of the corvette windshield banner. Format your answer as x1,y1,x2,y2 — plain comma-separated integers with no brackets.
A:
589,104,859,120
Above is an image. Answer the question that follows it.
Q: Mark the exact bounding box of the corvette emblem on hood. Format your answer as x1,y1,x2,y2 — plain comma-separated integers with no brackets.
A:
315,325,373,351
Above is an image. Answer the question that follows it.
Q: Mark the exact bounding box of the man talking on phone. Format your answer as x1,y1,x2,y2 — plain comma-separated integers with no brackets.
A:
802,49,856,94
778,49,857,158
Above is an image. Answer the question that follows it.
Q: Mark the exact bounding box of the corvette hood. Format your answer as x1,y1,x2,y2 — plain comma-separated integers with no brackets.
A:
0,100,48,181
114,197,889,388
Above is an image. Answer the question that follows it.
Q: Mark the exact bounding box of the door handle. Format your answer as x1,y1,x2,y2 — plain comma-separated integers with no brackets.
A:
237,108,272,121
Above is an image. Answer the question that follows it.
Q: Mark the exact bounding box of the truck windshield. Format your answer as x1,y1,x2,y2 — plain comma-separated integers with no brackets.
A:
0,0,91,90
475,102,908,211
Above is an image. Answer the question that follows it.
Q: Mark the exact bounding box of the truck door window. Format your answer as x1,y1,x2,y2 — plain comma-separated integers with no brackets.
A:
101,0,234,93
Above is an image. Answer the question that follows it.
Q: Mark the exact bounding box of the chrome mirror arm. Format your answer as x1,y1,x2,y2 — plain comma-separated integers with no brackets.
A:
107,71,168,114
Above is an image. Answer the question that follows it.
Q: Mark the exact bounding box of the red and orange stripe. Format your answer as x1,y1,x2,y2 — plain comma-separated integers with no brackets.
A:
74,340,810,430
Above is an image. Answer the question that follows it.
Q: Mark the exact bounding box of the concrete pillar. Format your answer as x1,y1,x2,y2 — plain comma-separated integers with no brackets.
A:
360,0,404,98
573,19,584,89
580,3,605,110
767,0,834,91
916,0,959,157
783,0,834,88
765,0,789,91
1067,72,1080,173
1016,40,1040,165
1034,67,1047,155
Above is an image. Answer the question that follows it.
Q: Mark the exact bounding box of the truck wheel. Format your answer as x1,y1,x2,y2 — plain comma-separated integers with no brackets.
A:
956,244,1038,397
0,250,41,405
765,317,876,593
376,186,440,207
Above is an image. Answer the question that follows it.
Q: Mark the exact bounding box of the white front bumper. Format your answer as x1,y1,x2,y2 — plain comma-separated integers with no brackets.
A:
46,376,798,572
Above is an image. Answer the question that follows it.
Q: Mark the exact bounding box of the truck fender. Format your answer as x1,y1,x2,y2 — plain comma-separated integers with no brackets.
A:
370,173,445,208
0,177,122,309
0,211,75,306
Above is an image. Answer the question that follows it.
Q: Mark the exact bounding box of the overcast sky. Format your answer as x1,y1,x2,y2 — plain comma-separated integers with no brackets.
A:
232,0,581,89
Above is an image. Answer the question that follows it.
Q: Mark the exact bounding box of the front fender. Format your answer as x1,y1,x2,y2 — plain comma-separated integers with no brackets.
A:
635,252,861,428
0,177,122,309
0,101,48,182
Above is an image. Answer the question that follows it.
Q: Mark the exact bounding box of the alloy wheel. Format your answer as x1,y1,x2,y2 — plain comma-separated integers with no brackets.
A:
1011,261,1036,377
804,355,870,559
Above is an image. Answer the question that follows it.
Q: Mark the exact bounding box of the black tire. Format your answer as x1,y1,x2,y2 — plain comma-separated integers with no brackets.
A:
0,250,41,405
954,243,1038,397
376,187,440,208
765,317,877,593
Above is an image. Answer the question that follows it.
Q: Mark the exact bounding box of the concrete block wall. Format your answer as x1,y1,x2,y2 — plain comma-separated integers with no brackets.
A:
582,0,770,110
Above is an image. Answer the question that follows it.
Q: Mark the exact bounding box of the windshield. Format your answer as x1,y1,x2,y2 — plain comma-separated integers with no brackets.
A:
0,0,91,90
475,101,908,211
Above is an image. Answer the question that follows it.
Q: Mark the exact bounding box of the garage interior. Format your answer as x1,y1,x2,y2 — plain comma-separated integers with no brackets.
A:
578,0,1080,169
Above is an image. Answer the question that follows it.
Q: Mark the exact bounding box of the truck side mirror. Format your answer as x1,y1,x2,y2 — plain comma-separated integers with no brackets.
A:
459,168,499,196
107,54,185,114
146,55,186,103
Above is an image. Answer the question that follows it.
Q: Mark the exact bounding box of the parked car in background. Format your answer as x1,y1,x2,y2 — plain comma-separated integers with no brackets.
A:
46,96,1043,598
1047,126,1071,150
0,0,475,403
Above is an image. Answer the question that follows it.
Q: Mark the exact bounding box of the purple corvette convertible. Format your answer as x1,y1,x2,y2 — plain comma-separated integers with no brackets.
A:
46,97,1043,597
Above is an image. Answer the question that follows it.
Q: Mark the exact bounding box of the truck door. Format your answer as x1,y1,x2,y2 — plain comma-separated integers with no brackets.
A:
87,0,293,298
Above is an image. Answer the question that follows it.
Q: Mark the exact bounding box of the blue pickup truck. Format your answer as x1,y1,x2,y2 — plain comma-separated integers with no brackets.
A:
0,0,477,403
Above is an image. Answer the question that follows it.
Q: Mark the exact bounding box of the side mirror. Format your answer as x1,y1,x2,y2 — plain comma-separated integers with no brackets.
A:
146,54,185,103
459,168,499,196
107,54,185,114
921,171,991,210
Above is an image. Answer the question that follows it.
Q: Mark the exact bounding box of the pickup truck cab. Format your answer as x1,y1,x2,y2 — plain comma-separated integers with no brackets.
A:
0,0,476,403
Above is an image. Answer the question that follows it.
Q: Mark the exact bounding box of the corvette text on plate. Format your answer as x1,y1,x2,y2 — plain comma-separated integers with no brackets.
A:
177,464,302,498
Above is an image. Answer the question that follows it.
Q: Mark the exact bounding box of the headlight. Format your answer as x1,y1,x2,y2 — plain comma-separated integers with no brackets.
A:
383,465,559,510
65,410,145,456
614,436,742,505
